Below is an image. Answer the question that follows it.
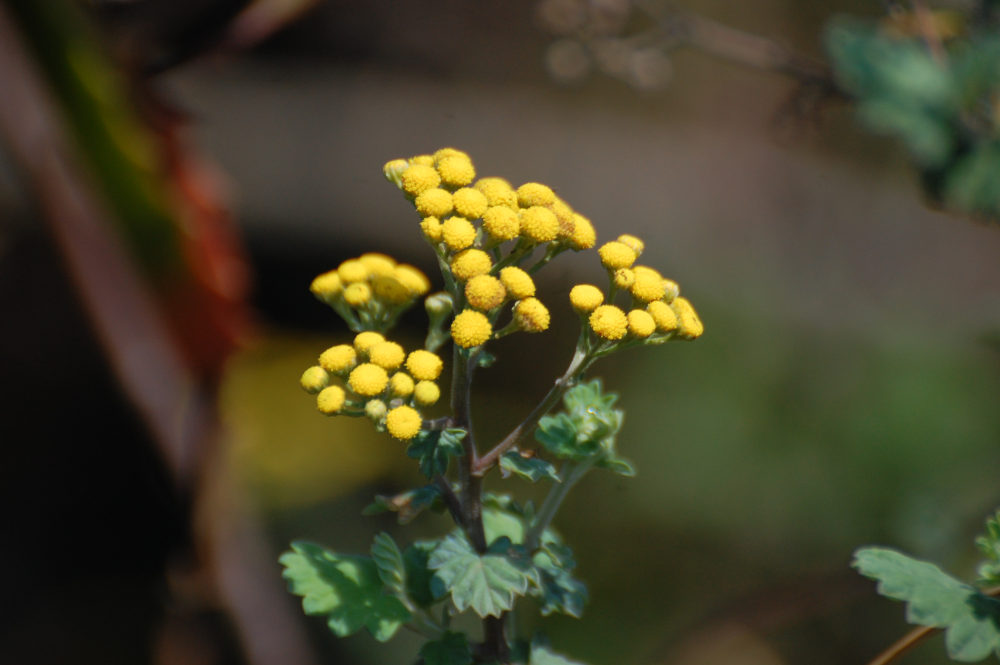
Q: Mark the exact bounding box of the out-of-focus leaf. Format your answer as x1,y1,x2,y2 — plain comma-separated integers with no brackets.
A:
419,631,473,665
407,428,466,478
429,533,535,618
501,451,560,483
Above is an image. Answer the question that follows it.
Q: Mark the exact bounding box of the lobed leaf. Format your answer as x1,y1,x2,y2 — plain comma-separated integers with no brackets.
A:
532,540,588,618
429,533,535,618
279,541,411,642
407,428,467,478
371,532,407,599
853,547,1000,661
419,631,474,665
362,484,443,523
501,451,560,483
403,540,439,608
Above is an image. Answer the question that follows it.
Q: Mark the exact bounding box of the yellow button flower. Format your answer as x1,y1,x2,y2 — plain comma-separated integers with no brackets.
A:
319,344,357,373
300,365,330,393
672,297,704,339
415,188,454,218
441,216,477,251
474,177,518,208
436,155,476,188
406,350,444,380
452,187,489,219
383,159,409,186
617,234,645,256
310,270,342,300
413,381,441,406
451,309,492,348
401,164,441,196
353,331,385,354
629,270,666,303
647,300,678,332
519,206,559,243
344,282,372,306
386,405,423,440
434,147,470,162
393,264,431,296
613,268,635,289
627,309,656,338
365,399,388,421
410,154,435,166
368,341,406,370
589,304,628,340
316,385,346,415
550,198,576,237
348,363,389,396
513,297,550,333
662,278,680,302
358,252,396,277
568,213,596,250
390,371,415,397
337,259,369,284
465,274,506,311
569,284,604,312
450,249,492,281
598,241,637,270
372,275,410,305
421,216,443,242
499,266,535,299
482,206,520,241
517,182,556,207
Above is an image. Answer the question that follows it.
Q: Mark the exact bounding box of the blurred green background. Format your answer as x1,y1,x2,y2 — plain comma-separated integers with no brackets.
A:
2,1,1000,664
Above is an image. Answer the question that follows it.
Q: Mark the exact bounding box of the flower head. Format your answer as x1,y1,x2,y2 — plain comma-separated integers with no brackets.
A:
421,216,443,242
436,155,476,188
672,297,704,339
629,269,666,303
499,267,535,299
517,182,556,207
386,405,423,440
450,249,492,281
368,341,406,370
413,381,441,406
316,385,346,415
452,187,489,219
319,344,357,374
598,241,637,270
310,271,342,302
568,213,596,250
627,309,656,338
451,309,492,348
300,366,330,393
647,300,678,332
343,282,372,307
393,265,431,296
519,206,559,244
401,164,441,196
613,268,635,289
482,206,520,242
365,399,388,421
358,253,396,277
390,371,415,397
569,284,604,312
513,297,550,333
475,177,517,208
348,363,390,396
338,259,369,284
415,188,454,218
617,234,644,256
465,274,506,311
353,331,385,355
441,216,477,251
406,350,444,380
589,304,628,340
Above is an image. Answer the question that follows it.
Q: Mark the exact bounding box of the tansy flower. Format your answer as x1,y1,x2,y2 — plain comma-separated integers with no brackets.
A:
372,275,411,304
348,363,389,396
338,259,369,284
519,206,559,244
415,188,454,218
421,216,443,242
353,331,385,355
550,198,576,238
383,159,409,186
437,155,476,188
598,241,637,270
450,249,492,281
517,182,556,207
568,213,596,250
410,154,435,166
386,405,423,440
513,297,550,333
310,271,342,301
465,275,506,310
474,177,517,208
401,164,441,196
406,350,443,380
452,188,489,219
569,284,604,312
617,234,644,256
390,371,415,397
413,381,440,406
358,253,396,277
646,300,678,332
393,265,431,296
613,268,635,289
499,267,535,299
482,206,520,241
589,304,628,340
300,366,329,393
627,309,656,338
662,278,680,302
629,270,666,302
344,282,372,306
319,344,357,374
451,309,492,348
434,147,470,163
316,385,346,415
365,399,387,421
368,341,406,370
441,216,477,251
672,297,704,339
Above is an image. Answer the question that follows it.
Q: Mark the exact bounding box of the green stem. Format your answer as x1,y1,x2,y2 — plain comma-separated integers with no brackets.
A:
524,459,594,551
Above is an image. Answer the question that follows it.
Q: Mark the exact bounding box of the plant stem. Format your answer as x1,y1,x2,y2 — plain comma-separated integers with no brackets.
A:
524,459,594,551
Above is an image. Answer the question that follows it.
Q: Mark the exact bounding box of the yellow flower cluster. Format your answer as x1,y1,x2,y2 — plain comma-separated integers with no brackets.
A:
386,148,582,349
310,253,431,332
301,330,445,440
571,233,703,345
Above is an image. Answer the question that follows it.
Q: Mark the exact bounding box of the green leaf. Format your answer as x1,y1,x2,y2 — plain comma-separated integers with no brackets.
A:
483,504,528,546
362,484,443,523
529,636,587,665
403,540,439,608
532,540,588,618
975,510,1000,586
501,451,560,483
371,533,406,598
854,547,1000,661
594,455,636,477
429,532,535,618
407,428,467,478
279,541,411,642
419,631,473,665
535,380,628,472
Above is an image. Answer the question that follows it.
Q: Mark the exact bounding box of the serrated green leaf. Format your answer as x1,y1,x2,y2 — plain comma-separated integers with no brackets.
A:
419,631,473,665
279,541,411,642
483,505,527,546
854,547,1000,661
363,484,443,523
428,533,535,618
535,413,583,459
403,540,439,607
501,451,560,483
594,455,636,477
532,540,588,618
407,428,466,478
529,636,587,665
975,510,1000,586
371,533,406,598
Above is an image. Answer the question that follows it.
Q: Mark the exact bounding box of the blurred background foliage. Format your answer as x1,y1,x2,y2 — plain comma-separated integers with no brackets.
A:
2,1,1000,665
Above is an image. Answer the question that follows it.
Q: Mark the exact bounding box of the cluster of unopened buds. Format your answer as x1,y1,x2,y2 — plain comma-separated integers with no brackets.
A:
301,147,702,441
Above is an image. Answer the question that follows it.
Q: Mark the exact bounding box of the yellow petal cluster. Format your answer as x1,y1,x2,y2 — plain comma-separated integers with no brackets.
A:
451,309,493,348
311,253,431,325
386,405,423,440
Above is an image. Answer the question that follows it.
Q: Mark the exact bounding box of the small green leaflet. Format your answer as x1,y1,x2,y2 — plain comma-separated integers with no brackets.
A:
429,532,535,618
279,541,411,642
419,631,473,665
407,428,467,478
529,635,588,665
403,540,439,608
854,547,1000,661
371,533,407,599
500,451,560,483
532,540,588,618
975,510,1000,586
362,484,442,523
